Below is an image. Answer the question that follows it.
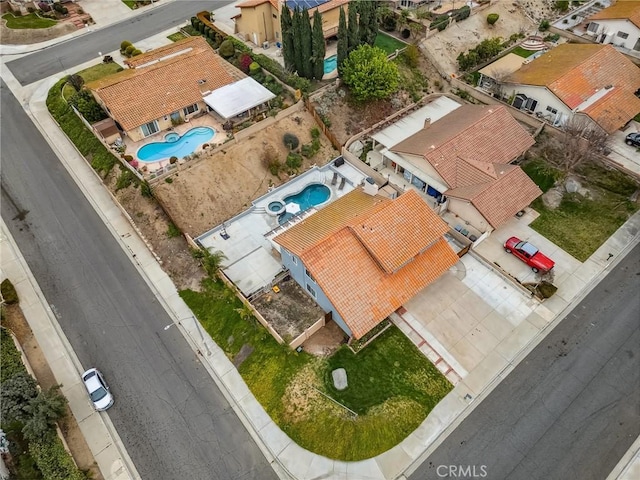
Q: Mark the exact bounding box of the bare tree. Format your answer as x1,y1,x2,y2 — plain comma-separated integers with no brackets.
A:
486,66,512,99
540,116,609,172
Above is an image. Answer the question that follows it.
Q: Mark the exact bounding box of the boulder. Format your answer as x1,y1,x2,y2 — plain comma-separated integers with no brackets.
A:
565,176,581,193
541,187,563,209
332,368,348,391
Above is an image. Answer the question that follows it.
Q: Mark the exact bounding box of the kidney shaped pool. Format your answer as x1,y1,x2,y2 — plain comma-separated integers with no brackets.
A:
137,126,214,162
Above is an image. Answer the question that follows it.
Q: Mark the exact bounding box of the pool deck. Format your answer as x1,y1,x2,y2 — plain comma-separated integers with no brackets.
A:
123,114,226,173
196,160,368,296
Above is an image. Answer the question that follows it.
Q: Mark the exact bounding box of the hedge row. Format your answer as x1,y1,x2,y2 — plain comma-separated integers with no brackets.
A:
1,328,85,480
46,77,117,176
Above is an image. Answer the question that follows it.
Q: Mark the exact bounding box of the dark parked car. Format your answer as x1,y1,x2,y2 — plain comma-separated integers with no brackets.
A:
625,132,640,147
504,236,555,273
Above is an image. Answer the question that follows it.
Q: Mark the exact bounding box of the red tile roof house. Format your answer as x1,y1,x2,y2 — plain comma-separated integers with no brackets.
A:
384,105,541,235
501,44,640,134
272,188,459,340
87,37,241,143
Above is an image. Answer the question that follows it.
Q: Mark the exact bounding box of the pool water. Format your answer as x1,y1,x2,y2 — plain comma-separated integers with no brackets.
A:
278,183,330,224
323,55,337,74
137,126,214,162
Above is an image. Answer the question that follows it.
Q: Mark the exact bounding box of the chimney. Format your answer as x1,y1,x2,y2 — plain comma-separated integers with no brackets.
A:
423,118,431,129
363,177,379,196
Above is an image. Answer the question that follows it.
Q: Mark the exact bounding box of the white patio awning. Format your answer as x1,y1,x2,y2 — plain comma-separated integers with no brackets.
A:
203,77,276,120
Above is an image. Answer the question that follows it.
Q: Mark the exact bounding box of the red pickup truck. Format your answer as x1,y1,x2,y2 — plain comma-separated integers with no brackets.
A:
504,236,555,273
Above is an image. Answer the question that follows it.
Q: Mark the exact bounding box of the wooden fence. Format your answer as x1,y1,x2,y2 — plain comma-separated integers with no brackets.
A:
304,97,342,151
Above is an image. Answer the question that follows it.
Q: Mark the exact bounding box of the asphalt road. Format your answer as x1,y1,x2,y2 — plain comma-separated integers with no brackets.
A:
1,81,277,480
411,243,640,480
6,0,234,85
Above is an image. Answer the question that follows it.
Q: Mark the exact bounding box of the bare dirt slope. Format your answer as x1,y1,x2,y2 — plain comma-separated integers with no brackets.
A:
421,0,561,76
154,112,339,238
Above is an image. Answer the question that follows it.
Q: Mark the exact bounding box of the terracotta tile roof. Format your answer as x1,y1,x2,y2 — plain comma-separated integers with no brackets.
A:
588,1,640,28
273,189,390,256
446,166,542,228
350,190,450,273
580,87,640,134
304,233,458,340
391,105,535,189
87,37,235,131
505,44,640,114
283,190,457,339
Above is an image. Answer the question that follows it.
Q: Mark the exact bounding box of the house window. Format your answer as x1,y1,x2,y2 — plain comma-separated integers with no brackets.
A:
140,120,159,137
634,38,640,51
546,106,558,114
305,268,314,282
291,255,297,265
272,13,277,18
524,97,538,112
617,31,629,39
183,103,198,116
587,22,599,33
306,283,317,298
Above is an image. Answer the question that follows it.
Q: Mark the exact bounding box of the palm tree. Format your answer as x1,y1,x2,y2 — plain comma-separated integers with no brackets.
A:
202,249,227,277
235,303,258,328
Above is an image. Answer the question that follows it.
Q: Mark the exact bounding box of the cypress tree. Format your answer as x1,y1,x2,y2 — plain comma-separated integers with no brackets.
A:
280,4,295,71
347,2,359,52
311,10,326,80
300,9,313,79
292,8,304,75
337,7,348,76
358,0,370,45
365,1,379,46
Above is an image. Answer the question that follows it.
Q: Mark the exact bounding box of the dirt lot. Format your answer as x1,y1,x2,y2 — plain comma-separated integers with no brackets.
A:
252,277,325,340
2,305,102,480
153,111,339,238
421,1,543,76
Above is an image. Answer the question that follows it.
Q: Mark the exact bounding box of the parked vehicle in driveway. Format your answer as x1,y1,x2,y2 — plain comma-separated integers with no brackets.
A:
504,236,555,273
82,368,114,411
625,132,640,147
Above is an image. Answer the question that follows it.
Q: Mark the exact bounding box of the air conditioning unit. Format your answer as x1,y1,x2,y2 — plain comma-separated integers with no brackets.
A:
262,41,269,49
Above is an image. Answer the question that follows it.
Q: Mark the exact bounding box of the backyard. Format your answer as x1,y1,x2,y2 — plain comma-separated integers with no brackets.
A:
374,31,407,55
181,279,452,460
522,158,640,261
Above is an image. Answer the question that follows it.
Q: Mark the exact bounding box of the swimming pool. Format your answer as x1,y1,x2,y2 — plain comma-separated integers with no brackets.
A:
323,55,337,75
137,126,214,162
278,183,331,224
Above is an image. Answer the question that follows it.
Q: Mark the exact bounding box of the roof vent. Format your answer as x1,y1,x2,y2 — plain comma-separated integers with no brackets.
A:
423,117,431,129
197,79,207,84
604,84,613,89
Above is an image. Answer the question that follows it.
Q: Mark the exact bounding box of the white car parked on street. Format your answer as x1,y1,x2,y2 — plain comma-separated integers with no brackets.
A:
82,368,114,411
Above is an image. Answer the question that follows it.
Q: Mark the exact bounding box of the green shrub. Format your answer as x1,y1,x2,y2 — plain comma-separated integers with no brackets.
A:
487,13,499,25
555,0,569,11
115,169,137,191
204,26,211,37
67,90,107,123
286,152,303,170
454,5,470,21
131,49,142,56
402,44,419,68
268,159,281,176
140,180,153,198
218,39,235,58
301,144,314,158
249,62,262,76
120,40,132,51
47,79,117,175
263,75,283,95
1,279,19,305
125,45,135,56
539,19,550,31
30,438,85,480
283,133,299,150
310,127,320,139
1,327,25,384
167,222,181,238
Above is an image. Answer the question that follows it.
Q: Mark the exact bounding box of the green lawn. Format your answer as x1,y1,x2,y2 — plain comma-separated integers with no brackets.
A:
2,12,57,29
374,31,407,55
121,0,137,9
511,46,536,58
523,159,639,261
167,31,187,42
181,280,453,460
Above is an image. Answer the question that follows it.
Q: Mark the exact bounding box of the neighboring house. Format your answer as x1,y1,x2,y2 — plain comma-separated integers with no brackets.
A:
502,44,640,133
273,187,459,340
585,0,640,53
233,0,349,47
373,104,540,234
88,37,238,142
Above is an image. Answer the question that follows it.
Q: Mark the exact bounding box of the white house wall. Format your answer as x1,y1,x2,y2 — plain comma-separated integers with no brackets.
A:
447,198,490,233
502,84,571,126
587,18,640,51
386,152,449,193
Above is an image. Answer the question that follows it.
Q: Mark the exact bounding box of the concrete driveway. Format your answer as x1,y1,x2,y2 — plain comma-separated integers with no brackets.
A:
607,121,640,178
